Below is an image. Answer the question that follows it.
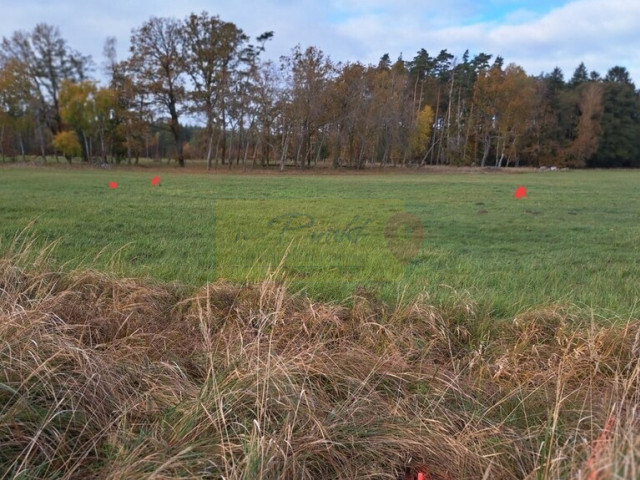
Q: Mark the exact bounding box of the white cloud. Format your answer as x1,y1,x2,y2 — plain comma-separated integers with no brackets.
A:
332,0,640,81
488,0,640,78
0,0,638,84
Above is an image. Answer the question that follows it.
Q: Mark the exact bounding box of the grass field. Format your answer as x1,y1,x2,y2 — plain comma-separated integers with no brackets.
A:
2,164,640,479
2,236,639,479
1,165,639,317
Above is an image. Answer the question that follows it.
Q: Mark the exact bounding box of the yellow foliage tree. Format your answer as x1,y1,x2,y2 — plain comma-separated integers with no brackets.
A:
563,82,604,167
182,141,192,160
59,80,97,161
409,105,434,160
0,59,35,160
52,130,82,161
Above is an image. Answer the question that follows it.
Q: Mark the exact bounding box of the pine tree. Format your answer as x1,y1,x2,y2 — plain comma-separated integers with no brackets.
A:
590,67,640,167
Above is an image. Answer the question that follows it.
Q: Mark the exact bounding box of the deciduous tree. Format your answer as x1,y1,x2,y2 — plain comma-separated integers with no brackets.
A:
129,17,187,166
52,130,81,160
0,58,35,159
410,105,434,162
182,12,251,168
59,79,96,161
1,23,91,136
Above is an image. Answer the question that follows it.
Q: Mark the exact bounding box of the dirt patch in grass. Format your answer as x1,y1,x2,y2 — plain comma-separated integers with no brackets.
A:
0,159,538,176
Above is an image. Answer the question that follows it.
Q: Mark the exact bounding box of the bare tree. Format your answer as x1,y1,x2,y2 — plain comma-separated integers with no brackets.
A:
282,45,333,168
183,13,248,168
129,17,187,166
1,23,91,154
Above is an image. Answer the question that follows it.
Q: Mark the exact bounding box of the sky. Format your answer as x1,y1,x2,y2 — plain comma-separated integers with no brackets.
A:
2,0,640,84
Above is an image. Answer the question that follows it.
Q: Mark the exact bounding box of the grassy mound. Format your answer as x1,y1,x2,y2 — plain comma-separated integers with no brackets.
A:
1,250,639,479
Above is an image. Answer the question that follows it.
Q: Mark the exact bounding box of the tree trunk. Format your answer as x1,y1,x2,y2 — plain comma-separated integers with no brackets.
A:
252,137,259,167
126,131,132,164
19,133,26,161
430,87,441,165
463,101,474,164
236,122,244,166
205,127,214,170
480,133,490,167
167,97,184,167
357,143,366,169
495,137,506,167
220,109,226,166
420,142,436,166
81,131,90,162
280,130,289,172
314,131,324,166
455,86,463,163
294,131,304,168
442,71,455,165
332,123,341,168
214,131,221,167
100,127,107,163
0,124,4,162
243,136,250,172
37,118,47,162
228,127,234,169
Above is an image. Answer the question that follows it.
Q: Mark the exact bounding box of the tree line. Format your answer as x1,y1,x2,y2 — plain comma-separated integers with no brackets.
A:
1,13,639,169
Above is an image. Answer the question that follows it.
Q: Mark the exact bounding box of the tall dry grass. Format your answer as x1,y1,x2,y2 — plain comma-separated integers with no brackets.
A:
1,243,639,479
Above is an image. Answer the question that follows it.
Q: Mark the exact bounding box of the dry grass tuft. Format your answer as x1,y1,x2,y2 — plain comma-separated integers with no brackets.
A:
1,247,639,479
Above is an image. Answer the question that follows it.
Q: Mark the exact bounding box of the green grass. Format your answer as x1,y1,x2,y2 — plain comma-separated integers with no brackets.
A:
1,165,640,317
2,165,640,478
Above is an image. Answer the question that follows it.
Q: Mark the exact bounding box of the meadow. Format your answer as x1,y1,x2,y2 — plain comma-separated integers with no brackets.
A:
1,165,639,317
1,164,640,479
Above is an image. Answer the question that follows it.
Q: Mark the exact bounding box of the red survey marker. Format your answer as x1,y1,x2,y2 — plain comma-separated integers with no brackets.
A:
514,185,527,199
109,181,118,189
151,176,161,186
